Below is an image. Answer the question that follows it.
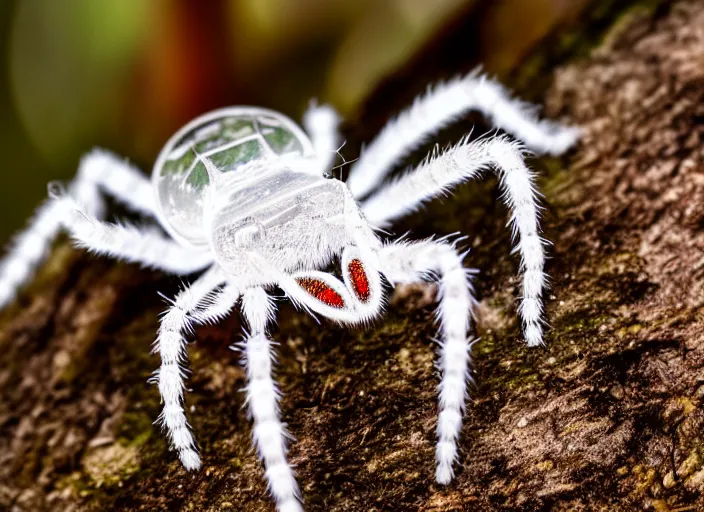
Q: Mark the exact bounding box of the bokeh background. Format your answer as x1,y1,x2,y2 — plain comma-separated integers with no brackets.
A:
0,0,589,244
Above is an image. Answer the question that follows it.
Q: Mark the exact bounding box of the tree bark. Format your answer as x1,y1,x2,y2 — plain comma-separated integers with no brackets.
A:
1,1,703,511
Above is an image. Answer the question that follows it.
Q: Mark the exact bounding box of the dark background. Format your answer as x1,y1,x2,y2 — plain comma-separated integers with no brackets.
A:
0,0,588,243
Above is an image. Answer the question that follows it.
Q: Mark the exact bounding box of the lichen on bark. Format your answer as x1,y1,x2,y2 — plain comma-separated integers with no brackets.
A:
1,1,703,511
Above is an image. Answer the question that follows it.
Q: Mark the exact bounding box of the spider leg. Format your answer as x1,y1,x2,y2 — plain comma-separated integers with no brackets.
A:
0,149,155,307
0,199,67,307
346,70,580,199
363,135,545,347
73,148,156,215
302,102,341,176
54,194,214,274
153,266,232,470
379,239,476,484
239,287,303,512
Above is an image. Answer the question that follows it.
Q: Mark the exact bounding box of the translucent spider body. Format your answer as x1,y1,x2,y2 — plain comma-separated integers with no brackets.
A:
0,72,579,512
153,107,372,292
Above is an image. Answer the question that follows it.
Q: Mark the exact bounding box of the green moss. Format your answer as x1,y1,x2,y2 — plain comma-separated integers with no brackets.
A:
510,0,671,99
475,337,496,355
117,411,154,448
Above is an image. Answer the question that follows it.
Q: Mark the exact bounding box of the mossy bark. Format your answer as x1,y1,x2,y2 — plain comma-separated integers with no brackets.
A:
1,1,703,511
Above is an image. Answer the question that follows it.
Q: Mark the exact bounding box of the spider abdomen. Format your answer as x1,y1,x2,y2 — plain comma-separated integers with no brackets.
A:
152,107,316,248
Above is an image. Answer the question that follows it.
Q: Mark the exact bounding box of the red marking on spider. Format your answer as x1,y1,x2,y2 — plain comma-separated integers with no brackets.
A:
295,277,345,308
348,259,370,302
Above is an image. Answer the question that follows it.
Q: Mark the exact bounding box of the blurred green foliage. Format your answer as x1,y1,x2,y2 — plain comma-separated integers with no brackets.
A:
0,0,587,244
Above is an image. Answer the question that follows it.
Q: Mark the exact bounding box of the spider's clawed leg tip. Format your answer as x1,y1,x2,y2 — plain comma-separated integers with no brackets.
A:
525,336,544,348
278,500,305,512
180,450,202,471
523,323,544,348
552,126,583,154
435,465,454,485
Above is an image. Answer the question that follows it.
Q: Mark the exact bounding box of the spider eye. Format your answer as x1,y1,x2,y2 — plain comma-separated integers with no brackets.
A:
323,171,334,179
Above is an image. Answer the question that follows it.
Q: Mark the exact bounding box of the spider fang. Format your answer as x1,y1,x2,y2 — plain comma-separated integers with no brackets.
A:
295,277,346,308
347,259,370,302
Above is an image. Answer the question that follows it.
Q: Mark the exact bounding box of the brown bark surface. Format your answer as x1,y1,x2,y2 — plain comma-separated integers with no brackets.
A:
1,1,703,511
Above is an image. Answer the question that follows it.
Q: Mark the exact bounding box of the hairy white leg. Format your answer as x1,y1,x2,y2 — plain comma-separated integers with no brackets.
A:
73,148,155,215
191,282,241,325
347,70,580,198
363,136,545,347
380,239,475,484
54,195,213,274
240,287,302,512
0,199,67,307
153,267,230,470
302,102,341,176
0,149,155,308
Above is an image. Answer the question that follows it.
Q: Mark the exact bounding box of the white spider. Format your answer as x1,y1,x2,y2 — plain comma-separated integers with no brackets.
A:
0,71,579,512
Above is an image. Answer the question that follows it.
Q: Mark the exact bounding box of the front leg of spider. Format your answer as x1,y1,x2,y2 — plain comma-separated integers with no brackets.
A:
0,149,170,307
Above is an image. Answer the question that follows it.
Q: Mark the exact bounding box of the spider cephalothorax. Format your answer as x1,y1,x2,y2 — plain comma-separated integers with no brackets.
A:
0,71,579,512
